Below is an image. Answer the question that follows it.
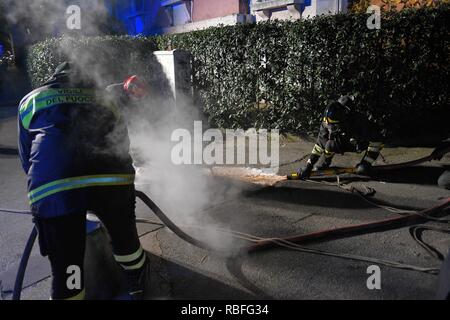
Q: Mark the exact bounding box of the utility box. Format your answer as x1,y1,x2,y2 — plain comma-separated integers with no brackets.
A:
153,50,193,107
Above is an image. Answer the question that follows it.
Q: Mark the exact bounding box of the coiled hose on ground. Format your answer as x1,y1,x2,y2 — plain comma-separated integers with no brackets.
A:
2,189,449,299
2,146,450,299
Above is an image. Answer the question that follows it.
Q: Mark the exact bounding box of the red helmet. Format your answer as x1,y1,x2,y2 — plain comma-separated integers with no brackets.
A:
123,75,149,99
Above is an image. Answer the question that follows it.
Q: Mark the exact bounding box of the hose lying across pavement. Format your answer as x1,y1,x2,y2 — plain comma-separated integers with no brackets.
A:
1,147,450,298
135,188,450,274
372,145,450,171
410,225,450,261
297,144,450,178
12,226,38,300
244,197,450,254
135,190,223,253
135,145,450,273
1,190,449,299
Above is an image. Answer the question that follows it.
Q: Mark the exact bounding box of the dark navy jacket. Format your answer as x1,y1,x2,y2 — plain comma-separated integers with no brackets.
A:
18,67,134,218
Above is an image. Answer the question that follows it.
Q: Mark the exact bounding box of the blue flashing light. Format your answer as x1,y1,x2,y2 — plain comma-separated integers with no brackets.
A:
110,0,160,36
135,16,145,34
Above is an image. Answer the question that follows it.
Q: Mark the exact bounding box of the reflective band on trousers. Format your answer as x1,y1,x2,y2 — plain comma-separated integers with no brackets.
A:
28,174,135,204
120,254,146,270
323,117,339,124
365,142,384,159
114,246,146,270
312,144,324,155
65,289,85,300
19,88,95,129
368,142,384,153
324,149,335,158
114,247,143,263
363,155,377,164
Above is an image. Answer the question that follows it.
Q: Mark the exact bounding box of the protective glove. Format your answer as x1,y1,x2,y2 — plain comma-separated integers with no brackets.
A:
123,75,149,100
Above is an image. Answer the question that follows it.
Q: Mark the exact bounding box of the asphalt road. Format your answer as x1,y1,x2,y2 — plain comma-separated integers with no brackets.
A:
1,110,450,300
135,177,450,300
0,109,40,299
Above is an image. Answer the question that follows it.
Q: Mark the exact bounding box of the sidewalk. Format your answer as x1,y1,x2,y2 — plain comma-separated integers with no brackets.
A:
1,113,449,299
134,138,450,299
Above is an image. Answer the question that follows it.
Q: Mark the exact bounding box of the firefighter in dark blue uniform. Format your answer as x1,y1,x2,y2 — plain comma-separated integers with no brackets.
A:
297,95,384,179
18,62,149,300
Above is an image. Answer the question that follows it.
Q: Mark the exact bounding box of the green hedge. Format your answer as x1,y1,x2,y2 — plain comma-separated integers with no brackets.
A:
154,5,450,138
27,6,449,138
27,35,158,89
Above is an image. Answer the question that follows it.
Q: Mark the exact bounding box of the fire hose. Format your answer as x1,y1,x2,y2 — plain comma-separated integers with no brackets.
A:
134,190,220,253
0,190,227,300
1,146,449,299
1,189,449,299
288,144,450,179
135,146,450,278
244,197,450,254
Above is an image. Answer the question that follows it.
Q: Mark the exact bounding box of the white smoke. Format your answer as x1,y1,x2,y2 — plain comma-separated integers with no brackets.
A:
4,0,245,254
4,0,111,38
129,96,243,254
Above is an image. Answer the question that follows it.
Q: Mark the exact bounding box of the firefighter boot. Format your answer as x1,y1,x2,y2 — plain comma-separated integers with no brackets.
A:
314,156,333,171
355,160,372,175
297,162,314,180
123,256,150,300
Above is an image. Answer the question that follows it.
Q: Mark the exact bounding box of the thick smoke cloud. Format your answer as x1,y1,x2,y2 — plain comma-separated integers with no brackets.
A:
3,0,112,39
130,98,242,253
4,0,244,253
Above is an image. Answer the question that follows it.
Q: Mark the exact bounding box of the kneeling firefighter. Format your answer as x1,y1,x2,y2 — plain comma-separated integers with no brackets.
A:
18,62,150,300
296,95,384,179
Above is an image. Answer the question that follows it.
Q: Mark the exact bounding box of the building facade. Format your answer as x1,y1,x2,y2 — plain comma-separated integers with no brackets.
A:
155,0,253,34
105,0,252,35
107,0,348,35
252,0,348,22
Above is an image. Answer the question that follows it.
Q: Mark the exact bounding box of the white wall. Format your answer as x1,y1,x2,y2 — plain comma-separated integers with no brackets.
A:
252,0,348,21
172,2,191,25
